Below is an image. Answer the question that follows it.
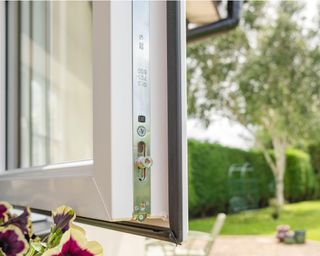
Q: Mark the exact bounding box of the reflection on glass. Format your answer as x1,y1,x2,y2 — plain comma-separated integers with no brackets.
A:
20,1,93,168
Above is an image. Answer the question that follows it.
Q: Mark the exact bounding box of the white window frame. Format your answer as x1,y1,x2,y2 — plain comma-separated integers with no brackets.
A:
0,0,134,222
0,1,187,242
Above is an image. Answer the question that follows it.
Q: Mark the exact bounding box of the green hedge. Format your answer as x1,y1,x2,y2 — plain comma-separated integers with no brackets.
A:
188,142,199,211
309,144,320,175
188,140,318,217
188,140,274,217
285,149,318,202
308,144,320,198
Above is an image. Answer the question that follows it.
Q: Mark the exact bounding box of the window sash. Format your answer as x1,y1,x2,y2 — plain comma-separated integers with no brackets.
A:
0,0,132,221
0,1,187,243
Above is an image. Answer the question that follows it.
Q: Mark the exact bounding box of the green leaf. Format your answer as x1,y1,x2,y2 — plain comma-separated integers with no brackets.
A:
47,228,63,249
24,245,35,256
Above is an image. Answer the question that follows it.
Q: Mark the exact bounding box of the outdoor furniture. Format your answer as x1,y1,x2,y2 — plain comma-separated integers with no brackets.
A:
145,213,226,256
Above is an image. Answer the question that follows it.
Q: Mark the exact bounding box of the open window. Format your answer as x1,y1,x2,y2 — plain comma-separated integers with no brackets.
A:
0,1,187,243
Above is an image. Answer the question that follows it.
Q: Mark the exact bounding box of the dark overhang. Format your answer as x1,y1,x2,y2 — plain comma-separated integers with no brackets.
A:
187,0,242,42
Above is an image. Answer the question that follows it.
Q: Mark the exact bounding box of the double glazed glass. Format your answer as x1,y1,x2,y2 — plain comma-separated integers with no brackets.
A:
17,1,93,168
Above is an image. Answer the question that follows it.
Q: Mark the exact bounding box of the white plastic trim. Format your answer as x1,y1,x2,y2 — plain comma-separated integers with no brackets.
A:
0,160,93,180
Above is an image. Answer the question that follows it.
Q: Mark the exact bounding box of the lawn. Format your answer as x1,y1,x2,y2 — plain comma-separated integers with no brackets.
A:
189,200,320,241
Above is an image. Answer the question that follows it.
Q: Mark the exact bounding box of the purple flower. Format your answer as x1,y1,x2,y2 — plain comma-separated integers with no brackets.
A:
52,206,76,233
0,226,28,256
0,202,12,223
3,208,32,237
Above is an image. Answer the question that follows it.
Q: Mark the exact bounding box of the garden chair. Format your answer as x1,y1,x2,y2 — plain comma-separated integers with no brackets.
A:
145,213,226,256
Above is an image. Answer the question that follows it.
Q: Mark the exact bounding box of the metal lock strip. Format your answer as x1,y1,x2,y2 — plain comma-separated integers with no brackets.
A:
132,0,151,222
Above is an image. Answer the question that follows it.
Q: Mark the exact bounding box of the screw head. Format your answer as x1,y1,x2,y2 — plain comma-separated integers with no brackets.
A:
137,126,146,137
137,214,146,222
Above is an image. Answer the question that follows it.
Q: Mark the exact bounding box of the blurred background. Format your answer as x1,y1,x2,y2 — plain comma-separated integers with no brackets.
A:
180,0,320,255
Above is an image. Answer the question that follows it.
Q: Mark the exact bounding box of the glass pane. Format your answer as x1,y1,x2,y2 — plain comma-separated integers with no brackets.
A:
19,1,93,168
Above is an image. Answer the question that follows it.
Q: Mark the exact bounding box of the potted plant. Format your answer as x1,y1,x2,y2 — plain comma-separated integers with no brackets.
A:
0,202,103,256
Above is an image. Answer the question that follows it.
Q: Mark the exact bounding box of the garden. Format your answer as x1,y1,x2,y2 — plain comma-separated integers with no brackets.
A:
188,140,320,218
188,139,320,238
186,140,320,255
190,200,320,241
187,1,320,250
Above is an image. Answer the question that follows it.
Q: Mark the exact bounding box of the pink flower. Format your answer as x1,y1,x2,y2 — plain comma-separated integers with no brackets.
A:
43,225,103,256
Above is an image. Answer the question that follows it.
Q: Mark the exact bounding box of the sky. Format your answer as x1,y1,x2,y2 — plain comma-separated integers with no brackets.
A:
187,0,319,150
187,117,254,150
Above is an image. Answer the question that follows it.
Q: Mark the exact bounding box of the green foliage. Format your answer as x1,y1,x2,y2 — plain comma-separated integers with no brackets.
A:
188,1,320,141
188,140,319,217
188,142,199,211
285,149,318,202
187,1,320,206
309,144,320,176
233,2,320,143
247,151,275,205
188,140,274,217
308,144,320,198
189,200,320,241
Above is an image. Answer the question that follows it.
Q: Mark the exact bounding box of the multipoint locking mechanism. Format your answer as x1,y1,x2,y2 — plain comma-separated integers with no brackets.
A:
132,0,152,222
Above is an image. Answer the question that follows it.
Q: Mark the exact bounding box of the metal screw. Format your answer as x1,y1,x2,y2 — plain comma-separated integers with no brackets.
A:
137,214,146,222
137,126,146,137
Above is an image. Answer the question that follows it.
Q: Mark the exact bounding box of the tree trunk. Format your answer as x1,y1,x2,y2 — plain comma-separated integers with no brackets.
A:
275,175,285,206
272,137,287,208
259,135,286,217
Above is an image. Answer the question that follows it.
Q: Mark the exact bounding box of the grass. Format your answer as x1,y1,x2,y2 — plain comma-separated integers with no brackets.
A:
189,200,320,241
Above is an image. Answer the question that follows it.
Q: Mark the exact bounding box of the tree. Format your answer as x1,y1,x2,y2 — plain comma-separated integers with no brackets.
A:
187,1,320,210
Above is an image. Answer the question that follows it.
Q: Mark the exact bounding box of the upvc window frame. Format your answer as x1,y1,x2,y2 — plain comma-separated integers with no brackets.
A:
0,1,187,243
